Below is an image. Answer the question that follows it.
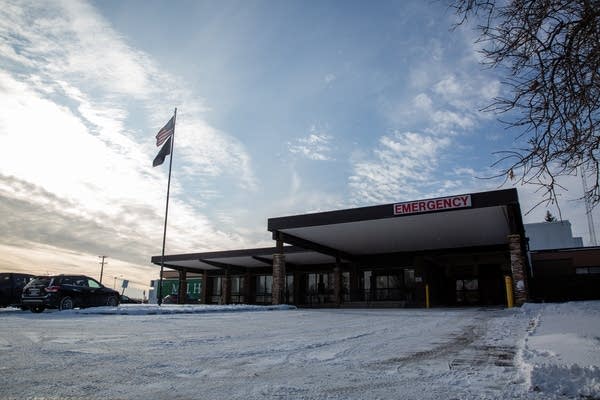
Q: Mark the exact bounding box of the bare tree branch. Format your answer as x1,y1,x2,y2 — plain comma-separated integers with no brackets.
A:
451,0,600,208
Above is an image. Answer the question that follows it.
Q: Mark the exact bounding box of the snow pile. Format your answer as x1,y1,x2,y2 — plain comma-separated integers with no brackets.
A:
518,301,600,398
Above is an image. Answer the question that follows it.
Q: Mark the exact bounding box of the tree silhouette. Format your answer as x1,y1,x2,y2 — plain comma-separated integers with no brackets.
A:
452,0,599,209
544,210,557,222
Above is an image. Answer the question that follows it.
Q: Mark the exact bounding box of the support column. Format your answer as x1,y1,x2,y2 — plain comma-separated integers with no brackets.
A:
272,238,286,305
272,254,286,305
508,234,529,305
200,270,208,304
178,269,187,304
221,271,231,305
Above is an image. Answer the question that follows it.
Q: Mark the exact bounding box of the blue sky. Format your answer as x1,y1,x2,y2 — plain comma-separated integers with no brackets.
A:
0,0,596,295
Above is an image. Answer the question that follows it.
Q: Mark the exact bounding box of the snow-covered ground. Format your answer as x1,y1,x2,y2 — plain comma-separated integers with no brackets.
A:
0,302,598,400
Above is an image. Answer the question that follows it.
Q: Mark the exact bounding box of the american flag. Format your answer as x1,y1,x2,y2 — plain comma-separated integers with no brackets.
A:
155,116,175,147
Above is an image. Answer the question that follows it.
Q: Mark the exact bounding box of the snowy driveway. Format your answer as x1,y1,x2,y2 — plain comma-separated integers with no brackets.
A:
0,305,598,399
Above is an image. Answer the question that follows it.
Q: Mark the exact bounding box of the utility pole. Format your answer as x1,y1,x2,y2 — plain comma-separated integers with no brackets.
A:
98,256,108,284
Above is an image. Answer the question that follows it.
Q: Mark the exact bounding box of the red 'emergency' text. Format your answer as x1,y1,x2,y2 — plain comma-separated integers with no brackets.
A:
393,195,471,215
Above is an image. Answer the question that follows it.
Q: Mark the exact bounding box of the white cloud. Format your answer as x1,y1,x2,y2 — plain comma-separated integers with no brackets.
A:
0,0,260,283
453,167,477,176
433,75,462,98
0,1,256,189
349,131,451,205
288,128,334,161
413,93,432,110
432,110,474,131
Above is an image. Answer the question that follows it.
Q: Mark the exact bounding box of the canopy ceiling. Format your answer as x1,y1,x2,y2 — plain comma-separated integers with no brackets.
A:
152,189,524,273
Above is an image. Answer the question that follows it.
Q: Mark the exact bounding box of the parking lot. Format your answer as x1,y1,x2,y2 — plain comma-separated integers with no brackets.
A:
1,304,598,399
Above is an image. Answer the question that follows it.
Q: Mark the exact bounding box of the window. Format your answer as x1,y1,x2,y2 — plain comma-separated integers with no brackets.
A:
256,275,272,294
456,279,479,304
212,277,222,295
374,274,403,300
404,269,416,287
210,277,222,304
88,279,101,288
286,275,294,303
30,277,50,286
576,267,600,274
376,274,402,289
306,273,333,293
342,272,350,301
14,276,30,286
73,278,88,287
361,271,373,301
305,273,334,303
255,275,272,304
231,276,245,304
231,277,242,293
308,274,317,292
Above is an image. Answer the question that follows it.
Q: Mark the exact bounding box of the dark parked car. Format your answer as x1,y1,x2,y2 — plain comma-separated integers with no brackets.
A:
0,273,34,308
120,295,142,304
21,275,120,313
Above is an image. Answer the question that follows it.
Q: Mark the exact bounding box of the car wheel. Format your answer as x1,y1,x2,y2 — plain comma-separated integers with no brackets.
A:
30,305,45,313
106,296,119,307
59,296,74,311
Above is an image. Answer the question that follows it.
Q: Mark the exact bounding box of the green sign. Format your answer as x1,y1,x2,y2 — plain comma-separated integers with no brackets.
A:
161,278,202,300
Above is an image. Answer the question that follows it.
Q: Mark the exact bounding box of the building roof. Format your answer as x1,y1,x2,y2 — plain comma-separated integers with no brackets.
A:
151,246,337,273
268,188,524,259
152,188,525,272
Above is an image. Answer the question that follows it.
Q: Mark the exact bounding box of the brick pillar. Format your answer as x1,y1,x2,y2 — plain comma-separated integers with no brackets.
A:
178,270,187,304
508,234,529,305
200,271,208,304
333,265,342,307
272,254,286,305
221,272,231,305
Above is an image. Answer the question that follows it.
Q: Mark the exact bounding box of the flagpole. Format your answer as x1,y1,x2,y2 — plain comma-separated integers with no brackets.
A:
158,107,177,306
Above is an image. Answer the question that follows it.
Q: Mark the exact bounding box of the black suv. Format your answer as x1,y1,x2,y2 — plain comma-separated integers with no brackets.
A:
0,273,34,308
22,275,120,313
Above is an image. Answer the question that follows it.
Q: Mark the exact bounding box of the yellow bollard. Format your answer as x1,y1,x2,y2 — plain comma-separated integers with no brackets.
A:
425,284,430,309
504,275,514,308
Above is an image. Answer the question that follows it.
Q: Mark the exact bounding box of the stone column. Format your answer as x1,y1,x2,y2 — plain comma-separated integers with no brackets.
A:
221,271,231,305
178,269,187,304
200,270,208,304
333,264,342,307
508,234,529,305
272,254,286,305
